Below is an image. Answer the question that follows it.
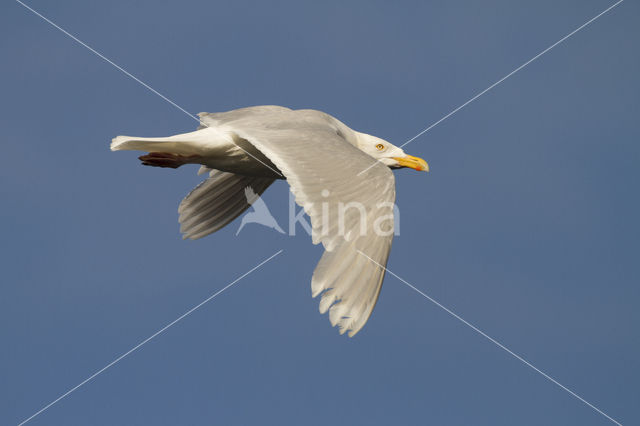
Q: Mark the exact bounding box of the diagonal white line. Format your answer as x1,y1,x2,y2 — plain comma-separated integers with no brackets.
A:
18,249,284,426
356,250,623,426
357,0,623,177
15,0,284,178
14,0,193,119
400,0,624,148
399,0,624,149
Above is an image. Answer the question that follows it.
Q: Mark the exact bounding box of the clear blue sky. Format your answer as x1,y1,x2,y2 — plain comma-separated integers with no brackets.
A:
1,1,638,425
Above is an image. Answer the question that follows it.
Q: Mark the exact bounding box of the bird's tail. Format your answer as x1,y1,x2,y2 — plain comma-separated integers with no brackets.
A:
110,127,230,156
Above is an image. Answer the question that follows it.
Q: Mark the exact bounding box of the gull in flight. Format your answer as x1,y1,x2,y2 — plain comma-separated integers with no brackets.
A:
111,105,428,336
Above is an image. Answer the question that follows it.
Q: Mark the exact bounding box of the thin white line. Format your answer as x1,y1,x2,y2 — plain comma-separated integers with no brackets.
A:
15,0,284,178
400,0,623,149
14,0,194,119
357,0,623,177
18,249,284,426
356,250,623,426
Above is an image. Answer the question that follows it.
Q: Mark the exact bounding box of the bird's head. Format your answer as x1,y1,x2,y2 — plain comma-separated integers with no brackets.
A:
356,133,429,172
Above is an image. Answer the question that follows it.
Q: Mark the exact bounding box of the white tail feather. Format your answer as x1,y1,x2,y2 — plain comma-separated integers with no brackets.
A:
110,127,231,156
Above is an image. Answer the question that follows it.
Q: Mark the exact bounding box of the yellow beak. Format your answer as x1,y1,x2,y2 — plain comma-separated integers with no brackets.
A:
393,154,429,172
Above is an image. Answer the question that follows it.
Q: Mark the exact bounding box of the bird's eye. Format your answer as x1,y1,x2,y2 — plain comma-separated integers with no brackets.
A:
375,143,385,150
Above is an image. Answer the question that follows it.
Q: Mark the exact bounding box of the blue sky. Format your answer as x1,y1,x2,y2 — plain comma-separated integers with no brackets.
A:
1,1,638,425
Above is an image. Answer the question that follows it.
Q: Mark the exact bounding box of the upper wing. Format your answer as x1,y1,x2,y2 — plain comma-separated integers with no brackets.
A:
197,105,293,130
201,109,396,336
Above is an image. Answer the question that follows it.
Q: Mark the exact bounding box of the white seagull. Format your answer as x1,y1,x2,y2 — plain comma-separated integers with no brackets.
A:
111,105,428,336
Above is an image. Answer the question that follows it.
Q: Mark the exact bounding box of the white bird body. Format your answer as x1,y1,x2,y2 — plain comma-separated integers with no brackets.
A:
111,105,428,336
112,126,280,177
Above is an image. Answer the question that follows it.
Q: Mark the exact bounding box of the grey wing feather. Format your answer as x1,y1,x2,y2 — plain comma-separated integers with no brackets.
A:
197,106,293,130
179,170,274,240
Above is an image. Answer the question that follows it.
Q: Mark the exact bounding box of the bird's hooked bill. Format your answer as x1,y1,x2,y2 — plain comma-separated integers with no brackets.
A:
393,154,429,172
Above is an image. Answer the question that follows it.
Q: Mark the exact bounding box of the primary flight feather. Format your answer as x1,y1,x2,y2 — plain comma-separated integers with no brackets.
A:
111,105,428,336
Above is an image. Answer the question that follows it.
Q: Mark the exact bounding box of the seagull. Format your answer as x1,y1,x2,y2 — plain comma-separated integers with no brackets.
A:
111,105,428,336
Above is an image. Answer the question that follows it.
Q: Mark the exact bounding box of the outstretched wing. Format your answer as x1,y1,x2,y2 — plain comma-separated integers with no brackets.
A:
179,169,274,240
201,108,396,336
